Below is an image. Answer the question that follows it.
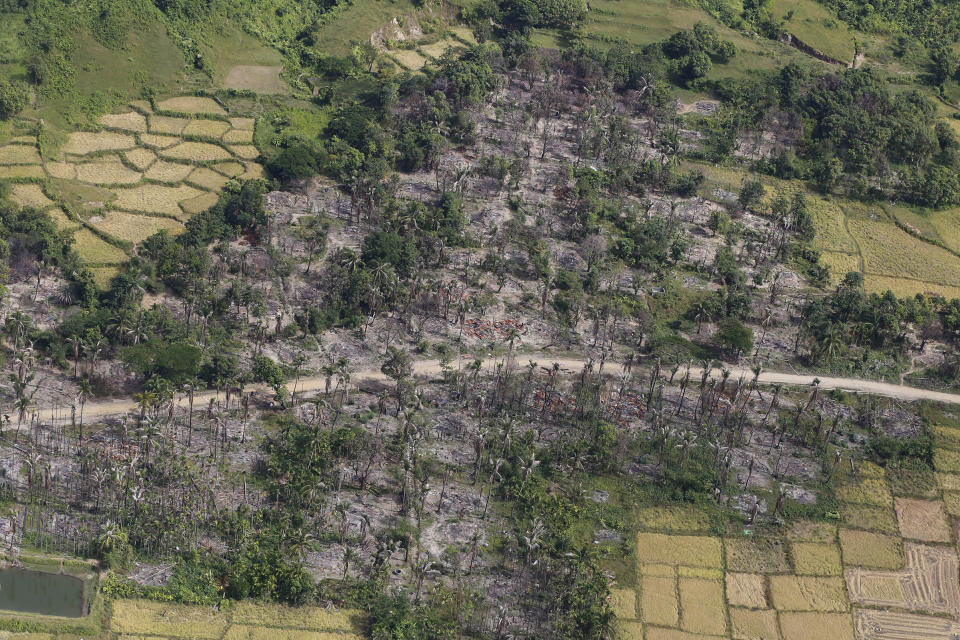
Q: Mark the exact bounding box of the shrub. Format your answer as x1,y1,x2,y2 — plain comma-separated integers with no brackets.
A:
0,81,29,119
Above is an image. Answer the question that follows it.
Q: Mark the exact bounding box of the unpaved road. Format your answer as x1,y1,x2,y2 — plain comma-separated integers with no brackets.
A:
36,357,960,421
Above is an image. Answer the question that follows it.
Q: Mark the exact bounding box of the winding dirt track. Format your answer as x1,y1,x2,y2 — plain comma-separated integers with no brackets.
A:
36,357,960,421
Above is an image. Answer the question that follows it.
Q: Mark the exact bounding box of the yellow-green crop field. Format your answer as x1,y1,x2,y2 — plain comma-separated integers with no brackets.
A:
808,196,858,253
849,218,960,285
929,207,960,254
108,599,365,640
820,251,861,284
613,430,960,640
0,96,264,282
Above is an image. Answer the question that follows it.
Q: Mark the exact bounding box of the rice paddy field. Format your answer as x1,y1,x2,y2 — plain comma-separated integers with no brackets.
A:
613,435,960,640
108,599,365,639
0,96,265,280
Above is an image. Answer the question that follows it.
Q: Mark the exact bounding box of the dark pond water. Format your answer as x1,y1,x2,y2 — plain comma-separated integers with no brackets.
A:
0,566,86,617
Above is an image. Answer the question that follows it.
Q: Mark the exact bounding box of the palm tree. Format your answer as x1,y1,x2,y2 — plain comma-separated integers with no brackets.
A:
817,328,844,364
321,364,336,396
77,379,92,444
65,336,82,379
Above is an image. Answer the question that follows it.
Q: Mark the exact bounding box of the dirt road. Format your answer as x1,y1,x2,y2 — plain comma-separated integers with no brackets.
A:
35,357,960,422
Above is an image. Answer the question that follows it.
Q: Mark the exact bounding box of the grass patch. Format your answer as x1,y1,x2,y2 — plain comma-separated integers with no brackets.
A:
156,97,227,116
785,520,837,542
929,207,960,254
47,178,115,211
224,65,288,94
772,0,856,62
309,0,416,56
200,23,285,88
36,21,190,128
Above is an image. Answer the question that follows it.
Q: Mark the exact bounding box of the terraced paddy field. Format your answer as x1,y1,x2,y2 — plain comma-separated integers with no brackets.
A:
613,425,960,640
0,96,264,278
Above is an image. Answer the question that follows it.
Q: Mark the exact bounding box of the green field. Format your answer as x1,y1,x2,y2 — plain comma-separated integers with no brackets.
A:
534,0,820,82
310,0,417,56
772,0,856,62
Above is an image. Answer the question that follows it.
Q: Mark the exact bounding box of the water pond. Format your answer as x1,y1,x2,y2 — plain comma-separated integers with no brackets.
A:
0,566,86,617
